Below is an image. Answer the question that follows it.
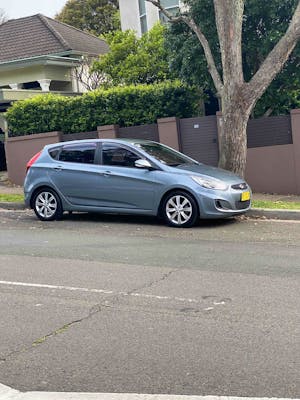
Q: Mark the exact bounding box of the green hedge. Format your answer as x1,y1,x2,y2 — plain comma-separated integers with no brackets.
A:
6,82,200,136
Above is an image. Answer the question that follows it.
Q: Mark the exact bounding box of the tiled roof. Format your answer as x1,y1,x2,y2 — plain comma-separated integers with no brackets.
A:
0,14,109,63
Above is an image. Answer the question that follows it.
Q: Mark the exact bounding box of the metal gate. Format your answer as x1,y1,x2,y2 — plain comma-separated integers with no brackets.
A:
0,136,6,171
179,116,219,166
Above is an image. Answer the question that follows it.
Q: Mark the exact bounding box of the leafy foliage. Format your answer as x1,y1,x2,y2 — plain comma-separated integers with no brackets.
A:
55,0,120,35
6,82,199,136
166,0,300,116
166,0,219,89
92,24,175,85
243,0,300,115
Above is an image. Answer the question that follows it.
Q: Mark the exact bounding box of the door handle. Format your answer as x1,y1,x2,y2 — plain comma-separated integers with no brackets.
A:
103,171,112,177
54,166,63,171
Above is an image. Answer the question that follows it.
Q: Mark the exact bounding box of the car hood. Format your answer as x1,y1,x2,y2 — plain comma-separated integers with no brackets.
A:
171,163,244,183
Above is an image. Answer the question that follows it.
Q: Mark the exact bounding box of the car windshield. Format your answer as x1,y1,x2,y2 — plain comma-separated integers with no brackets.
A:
135,142,198,167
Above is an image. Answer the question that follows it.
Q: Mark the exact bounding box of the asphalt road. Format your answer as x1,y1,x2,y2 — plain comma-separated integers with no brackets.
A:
0,209,299,397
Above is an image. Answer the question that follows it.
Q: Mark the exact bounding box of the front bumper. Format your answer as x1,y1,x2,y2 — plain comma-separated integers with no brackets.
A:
195,187,252,218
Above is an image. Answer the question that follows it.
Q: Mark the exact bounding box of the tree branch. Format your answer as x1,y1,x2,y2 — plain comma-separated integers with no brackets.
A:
145,0,183,23
145,0,224,95
0,8,7,25
247,1,300,103
213,0,244,86
71,56,107,91
183,17,224,95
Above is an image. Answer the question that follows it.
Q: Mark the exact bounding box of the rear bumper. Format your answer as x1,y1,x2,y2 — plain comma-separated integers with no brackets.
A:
24,189,32,208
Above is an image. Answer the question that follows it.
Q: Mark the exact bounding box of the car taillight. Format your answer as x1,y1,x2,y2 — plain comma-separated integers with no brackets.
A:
26,151,41,173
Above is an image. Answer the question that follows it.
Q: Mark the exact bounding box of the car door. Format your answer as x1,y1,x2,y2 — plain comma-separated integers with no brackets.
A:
96,142,163,211
48,142,105,207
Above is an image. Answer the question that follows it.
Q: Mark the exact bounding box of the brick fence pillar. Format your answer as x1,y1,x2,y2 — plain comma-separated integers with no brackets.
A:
98,125,119,139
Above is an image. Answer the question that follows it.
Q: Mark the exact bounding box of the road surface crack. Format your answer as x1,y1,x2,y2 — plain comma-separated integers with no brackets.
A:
126,268,177,295
86,269,179,315
0,305,106,363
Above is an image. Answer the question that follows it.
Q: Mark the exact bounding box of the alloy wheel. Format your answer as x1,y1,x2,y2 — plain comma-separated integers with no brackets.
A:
166,194,193,225
35,191,57,219
33,189,63,221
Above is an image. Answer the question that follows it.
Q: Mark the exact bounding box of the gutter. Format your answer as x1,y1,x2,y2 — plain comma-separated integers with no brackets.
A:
0,201,300,221
0,55,81,72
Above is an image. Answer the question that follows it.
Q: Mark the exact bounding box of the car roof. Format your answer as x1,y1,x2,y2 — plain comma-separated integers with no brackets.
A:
44,138,155,149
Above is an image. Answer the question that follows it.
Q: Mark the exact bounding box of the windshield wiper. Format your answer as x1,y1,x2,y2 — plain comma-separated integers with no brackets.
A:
174,162,199,167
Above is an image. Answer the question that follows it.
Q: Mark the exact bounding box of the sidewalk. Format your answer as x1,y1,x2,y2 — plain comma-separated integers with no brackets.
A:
1,171,300,219
0,172,21,192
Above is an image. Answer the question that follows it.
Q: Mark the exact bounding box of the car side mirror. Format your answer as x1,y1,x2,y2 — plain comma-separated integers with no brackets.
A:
135,159,153,169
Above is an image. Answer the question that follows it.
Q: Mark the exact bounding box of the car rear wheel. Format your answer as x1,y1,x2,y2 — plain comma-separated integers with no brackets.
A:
33,189,63,221
162,191,199,228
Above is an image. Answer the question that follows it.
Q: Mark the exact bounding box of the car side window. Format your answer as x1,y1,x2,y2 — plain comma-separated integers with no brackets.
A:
49,148,60,159
59,143,96,164
102,144,140,167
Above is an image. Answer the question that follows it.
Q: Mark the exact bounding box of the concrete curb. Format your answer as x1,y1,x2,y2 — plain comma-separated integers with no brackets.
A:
0,202,26,210
247,208,300,221
1,202,300,221
0,384,299,400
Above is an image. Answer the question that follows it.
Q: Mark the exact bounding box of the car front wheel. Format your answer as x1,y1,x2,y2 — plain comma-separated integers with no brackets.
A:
162,191,199,228
33,188,63,221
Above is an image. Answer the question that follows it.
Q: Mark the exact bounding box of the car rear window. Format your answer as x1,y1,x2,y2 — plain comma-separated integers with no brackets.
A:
49,148,60,159
58,143,96,164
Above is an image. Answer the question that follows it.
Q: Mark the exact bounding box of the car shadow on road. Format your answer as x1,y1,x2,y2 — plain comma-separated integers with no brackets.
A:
61,211,238,229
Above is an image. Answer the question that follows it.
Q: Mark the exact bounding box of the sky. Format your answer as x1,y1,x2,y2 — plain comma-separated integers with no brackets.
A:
0,0,67,20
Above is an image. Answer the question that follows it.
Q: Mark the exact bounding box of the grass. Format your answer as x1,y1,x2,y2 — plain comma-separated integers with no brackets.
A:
252,200,300,210
0,193,24,202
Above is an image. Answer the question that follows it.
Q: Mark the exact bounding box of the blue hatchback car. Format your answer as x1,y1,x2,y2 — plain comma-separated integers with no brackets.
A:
24,139,251,227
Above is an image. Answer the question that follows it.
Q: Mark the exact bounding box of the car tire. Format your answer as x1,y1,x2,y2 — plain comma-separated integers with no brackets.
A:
33,188,63,221
162,191,199,228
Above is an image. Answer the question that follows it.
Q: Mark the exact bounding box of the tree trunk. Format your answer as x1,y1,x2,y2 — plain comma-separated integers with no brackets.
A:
218,100,250,178
214,1,249,177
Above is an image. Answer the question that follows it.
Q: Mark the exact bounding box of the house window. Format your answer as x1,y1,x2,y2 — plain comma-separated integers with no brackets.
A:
138,0,148,34
23,81,40,90
159,0,179,23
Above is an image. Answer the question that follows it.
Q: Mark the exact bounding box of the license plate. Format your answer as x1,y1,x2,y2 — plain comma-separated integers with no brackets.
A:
241,191,250,201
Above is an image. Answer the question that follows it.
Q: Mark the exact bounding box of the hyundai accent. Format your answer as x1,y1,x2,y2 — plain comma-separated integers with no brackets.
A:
24,139,251,227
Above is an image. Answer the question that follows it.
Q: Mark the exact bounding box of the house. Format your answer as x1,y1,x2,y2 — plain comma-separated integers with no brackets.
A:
0,14,109,116
119,0,180,36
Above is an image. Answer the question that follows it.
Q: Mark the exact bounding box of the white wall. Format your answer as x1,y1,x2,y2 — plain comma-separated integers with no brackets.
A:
119,0,183,36
145,2,159,32
119,0,142,36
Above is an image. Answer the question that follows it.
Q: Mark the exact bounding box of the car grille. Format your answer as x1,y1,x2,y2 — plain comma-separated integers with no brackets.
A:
235,200,250,210
232,183,248,190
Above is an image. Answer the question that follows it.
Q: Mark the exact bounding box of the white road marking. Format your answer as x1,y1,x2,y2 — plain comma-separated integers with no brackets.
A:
0,384,299,400
0,280,201,305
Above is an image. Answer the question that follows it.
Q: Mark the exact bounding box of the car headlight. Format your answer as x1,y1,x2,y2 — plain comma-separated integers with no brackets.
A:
191,175,228,190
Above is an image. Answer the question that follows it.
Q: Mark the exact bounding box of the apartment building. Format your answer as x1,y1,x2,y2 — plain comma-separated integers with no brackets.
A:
119,0,180,36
